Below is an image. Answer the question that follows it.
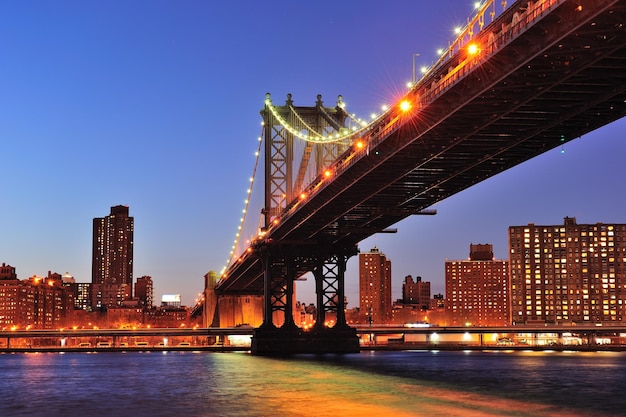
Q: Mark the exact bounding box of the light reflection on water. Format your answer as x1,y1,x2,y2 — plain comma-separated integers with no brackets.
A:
0,350,623,416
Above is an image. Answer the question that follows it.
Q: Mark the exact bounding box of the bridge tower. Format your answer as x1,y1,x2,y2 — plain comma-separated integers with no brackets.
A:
252,93,360,354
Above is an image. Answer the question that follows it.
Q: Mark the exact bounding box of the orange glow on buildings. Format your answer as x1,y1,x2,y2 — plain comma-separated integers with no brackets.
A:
445,244,510,326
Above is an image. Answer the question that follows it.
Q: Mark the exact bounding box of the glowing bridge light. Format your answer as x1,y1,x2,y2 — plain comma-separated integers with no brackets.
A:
468,43,480,55
355,140,365,149
300,192,307,200
454,26,462,34
399,100,412,112
324,169,332,178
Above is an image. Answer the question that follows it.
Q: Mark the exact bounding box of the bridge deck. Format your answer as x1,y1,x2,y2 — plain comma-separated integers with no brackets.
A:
219,0,626,294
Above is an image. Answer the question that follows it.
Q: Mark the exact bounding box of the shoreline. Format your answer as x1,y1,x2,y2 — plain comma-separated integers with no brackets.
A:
2,343,625,354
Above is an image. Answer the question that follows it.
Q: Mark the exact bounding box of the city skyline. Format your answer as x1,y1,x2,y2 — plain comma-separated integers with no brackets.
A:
2,1,625,306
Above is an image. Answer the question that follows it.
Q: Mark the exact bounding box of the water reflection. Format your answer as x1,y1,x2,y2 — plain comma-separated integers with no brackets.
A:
0,350,622,416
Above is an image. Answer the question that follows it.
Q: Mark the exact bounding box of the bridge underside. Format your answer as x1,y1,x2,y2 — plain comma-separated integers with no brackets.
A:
218,0,626,354
274,0,626,250
355,0,626,234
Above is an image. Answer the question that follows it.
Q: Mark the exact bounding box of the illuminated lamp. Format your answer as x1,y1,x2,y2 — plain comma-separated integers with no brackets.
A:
324,170,332,178
300,193,307,200
468,43,480,55
399,100,412,112
355,141,364,149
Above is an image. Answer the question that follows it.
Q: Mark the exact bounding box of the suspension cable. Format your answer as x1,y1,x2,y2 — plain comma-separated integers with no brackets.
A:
221,125,264,275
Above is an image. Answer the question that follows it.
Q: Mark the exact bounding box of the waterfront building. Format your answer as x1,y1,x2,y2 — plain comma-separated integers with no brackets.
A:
64,282,92,312
92,205,134,308
0,263,17,280
359,247,392,324
135,276,154,309
0,269,74,329
146,305,190,327
391,303,429,325
28,274,74,329
105,306,144,328
61,272,74,284
509,217,626,325
402,275,431,309
430,293,445,310
0,278,33,329
445,244,510,326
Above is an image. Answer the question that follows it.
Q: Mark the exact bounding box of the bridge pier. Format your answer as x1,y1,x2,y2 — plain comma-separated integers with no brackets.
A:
252,244,360,355
252,325,359,356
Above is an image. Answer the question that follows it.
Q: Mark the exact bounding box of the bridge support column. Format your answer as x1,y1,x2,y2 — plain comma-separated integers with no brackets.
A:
282,258,297,330
252,244,359,355
313,252,351,329
260,250,276,330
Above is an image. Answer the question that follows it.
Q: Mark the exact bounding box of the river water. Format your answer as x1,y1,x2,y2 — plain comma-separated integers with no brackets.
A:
0,349,624,417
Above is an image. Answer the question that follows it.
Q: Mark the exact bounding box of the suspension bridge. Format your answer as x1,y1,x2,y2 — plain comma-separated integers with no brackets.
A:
204,0,626,354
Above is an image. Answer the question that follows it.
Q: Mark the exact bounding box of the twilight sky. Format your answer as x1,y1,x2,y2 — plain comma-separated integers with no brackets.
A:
1,1,625,307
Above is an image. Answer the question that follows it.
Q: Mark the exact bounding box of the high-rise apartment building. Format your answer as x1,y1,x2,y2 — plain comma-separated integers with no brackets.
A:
92,205,134,309
359,247,392,324
509,217,626,325
445,244,510,326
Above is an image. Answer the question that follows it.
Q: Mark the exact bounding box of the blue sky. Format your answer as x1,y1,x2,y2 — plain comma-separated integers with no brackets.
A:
1,1,625,307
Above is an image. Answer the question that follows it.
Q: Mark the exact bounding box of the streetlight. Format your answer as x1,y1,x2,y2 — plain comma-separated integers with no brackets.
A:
412,53,421,84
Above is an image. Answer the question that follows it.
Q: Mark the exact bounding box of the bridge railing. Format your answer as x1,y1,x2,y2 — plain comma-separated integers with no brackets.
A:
422,0,562,107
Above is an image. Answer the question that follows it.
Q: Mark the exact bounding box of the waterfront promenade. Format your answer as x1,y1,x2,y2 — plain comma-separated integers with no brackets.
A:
2,324,626,353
